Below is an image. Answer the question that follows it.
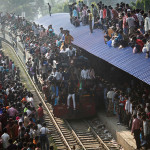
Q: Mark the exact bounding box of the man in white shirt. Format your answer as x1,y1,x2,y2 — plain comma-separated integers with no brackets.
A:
53,59,58,69
29,94,34,107
66,45,76,57
99,7,103,21
54,70,62,81
6,87,10,95
126,13,135,34
142,115,150,143
125,96,131,128
22,18,26,26
125,97,131,114
59,27,63,39
45,52,51,60
81,67,89,79
26,93,34,107
107,88,115,116
1,128,10,149
40,123,49,150
60,46,67,54
37,120,42,136
50,69,62,81
26,106,32,117
144,11,150,33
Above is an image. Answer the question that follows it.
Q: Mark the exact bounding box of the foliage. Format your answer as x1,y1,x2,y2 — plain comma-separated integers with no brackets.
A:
135,0,144,10
52,0,70,13
0,0,45,20
144,0,150,12
91,2,98,9
89,0,99,5
131,1,136,7
77,0,83,5
63,1,70,12
131,0,150,12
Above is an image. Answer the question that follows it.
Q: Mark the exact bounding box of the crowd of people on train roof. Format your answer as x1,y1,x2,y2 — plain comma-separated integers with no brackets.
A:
69,1,150,58
0,0,150,149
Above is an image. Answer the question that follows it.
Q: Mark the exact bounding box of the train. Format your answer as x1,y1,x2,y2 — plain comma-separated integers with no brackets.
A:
53,94,96,119
2,25,97,120
40,56,97,120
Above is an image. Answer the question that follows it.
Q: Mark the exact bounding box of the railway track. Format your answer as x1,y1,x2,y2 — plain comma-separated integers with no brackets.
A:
1,35,122,150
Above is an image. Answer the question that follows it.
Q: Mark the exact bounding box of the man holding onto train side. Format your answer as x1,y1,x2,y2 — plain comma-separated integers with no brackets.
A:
67,80,76,110
66,45,76,57
59,27,64,40
81,66,89,79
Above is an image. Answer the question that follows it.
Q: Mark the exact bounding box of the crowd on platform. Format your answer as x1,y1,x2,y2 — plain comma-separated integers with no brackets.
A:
105,81,150,149
1,2,150,149
69,1,150,58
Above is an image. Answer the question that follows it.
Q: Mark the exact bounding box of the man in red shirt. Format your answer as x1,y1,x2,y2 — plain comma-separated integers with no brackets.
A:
146,106,150,119
103,6,107,23
111,7,118,23
7,105,18,117
37,103,44,123
122,10,128,35
131,114,141,149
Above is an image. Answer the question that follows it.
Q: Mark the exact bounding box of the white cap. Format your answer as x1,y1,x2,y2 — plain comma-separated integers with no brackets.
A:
127,9,131,12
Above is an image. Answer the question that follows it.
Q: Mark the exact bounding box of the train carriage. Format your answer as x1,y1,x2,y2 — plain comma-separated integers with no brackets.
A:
53,94,96,119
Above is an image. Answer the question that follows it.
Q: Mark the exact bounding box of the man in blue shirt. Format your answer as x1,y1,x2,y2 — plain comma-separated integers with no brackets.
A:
73,7,78,18
0,64,3,72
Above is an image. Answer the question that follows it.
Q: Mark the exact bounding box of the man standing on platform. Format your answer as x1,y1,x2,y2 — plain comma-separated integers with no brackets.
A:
131,114,141,150
106,88,114,116
48,3,51,16
88,10,93,33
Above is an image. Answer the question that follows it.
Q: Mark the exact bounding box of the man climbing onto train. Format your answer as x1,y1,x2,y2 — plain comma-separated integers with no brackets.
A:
67,80,76,110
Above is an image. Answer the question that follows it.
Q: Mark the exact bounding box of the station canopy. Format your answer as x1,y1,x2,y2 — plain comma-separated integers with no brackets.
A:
36,13,150,85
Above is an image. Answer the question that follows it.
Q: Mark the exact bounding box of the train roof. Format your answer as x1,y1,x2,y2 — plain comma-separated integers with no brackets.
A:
36,13,150,85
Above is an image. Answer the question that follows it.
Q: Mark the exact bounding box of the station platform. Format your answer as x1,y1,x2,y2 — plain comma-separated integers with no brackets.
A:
98,112,136,150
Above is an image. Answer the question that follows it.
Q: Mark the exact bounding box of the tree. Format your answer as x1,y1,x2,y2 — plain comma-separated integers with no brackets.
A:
135,0,144,10
144,0,150,12
133,0,150,12
0,0,45,20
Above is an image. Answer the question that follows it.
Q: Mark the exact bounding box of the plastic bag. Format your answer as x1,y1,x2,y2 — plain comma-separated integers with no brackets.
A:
107,40,112,47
